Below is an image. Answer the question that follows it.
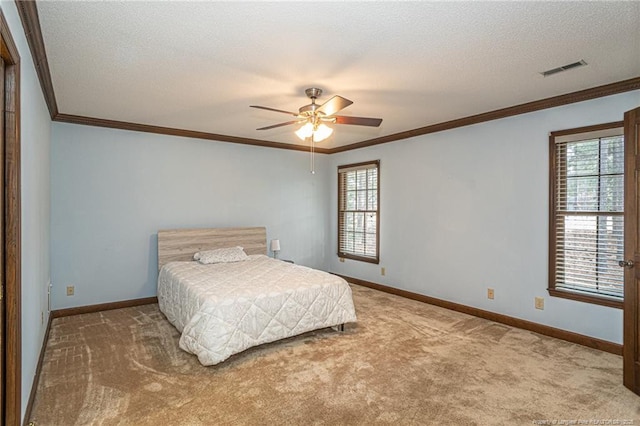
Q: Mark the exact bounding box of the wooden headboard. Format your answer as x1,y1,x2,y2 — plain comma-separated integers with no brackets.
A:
157,227,267,270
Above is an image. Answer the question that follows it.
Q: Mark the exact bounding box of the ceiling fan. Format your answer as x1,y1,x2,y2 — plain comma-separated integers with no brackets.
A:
250,88,382,142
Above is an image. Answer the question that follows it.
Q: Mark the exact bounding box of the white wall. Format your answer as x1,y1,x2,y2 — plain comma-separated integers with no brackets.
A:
50,123,329,309
0,0,52,420
328,90,640,345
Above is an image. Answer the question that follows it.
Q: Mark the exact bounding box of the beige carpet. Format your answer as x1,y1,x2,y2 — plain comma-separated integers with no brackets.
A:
29,285,640,425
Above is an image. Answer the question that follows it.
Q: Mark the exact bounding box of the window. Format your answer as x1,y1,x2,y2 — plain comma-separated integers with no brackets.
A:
549,123,624,308
338,160,380,263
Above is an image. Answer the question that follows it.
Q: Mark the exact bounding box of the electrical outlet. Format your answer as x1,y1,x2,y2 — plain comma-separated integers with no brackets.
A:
487,288,495,300
339,257,345,263
381,267,386,276
66,286,75,296
535,297,544,310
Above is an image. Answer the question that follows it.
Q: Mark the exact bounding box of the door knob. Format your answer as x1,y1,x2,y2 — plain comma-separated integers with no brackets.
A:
618,260,635,268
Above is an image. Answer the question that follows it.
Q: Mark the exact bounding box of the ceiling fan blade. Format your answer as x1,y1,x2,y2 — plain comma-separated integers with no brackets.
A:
317,95,353,116
256,120,301,130
250,105,299,117
332,116,383,127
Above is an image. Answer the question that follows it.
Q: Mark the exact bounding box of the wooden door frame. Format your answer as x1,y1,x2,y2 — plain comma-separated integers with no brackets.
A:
1,10,22,425
623,107,640,393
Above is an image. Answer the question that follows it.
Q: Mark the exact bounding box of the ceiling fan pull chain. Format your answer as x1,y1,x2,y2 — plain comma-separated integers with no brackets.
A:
310,133,315,174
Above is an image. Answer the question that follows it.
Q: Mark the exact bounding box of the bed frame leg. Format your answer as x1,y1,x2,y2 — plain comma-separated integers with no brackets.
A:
339,324,344,332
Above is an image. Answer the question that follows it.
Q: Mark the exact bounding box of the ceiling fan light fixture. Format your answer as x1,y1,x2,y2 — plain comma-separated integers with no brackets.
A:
295,122,333,142
295,122,314,140
254,87,379,148
314,123,333,142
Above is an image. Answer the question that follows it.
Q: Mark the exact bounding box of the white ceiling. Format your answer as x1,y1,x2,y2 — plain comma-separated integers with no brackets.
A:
36,1,640,149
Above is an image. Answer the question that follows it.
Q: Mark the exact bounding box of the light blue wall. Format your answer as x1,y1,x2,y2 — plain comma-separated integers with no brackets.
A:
327,90,640,345
1,0,52,420
50,123,329,309
51,91,640,345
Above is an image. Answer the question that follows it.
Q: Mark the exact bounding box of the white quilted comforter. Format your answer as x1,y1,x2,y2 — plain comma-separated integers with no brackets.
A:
157,255,357,366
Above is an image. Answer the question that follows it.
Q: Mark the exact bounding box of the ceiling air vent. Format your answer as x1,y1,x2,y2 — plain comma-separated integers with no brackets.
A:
540,60,587,77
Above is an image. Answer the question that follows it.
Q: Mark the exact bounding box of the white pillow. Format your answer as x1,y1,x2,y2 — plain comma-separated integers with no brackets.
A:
195,246,249,264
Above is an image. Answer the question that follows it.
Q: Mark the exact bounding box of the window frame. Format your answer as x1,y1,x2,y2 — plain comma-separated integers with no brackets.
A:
337,160,380,264
548,121,624,309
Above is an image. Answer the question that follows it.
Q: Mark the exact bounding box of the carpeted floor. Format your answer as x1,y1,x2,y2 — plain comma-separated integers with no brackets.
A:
29,285,640,425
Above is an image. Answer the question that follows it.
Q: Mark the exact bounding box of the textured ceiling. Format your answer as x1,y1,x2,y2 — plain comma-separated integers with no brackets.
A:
36,1,640,149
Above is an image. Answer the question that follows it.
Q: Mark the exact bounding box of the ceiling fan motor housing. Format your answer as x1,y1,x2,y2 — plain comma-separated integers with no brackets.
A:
299,104,324,116
299,88,325,117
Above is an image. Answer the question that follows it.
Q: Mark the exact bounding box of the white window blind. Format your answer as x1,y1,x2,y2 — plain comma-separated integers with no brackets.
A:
551,131,624,302
338,161,379,264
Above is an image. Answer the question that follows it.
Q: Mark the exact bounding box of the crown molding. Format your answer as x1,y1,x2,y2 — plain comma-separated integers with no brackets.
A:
55,113,331,153
16,0,57,117
17,0,640,154
52,77,640,155
327,76,640,154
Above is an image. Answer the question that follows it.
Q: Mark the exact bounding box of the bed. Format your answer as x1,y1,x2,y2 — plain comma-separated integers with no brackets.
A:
156,227,357,366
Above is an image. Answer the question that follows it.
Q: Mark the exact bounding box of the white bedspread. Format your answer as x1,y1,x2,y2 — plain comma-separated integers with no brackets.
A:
157,255,357,366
